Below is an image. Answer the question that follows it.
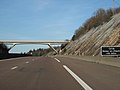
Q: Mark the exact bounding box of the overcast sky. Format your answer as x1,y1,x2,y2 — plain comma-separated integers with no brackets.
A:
0,0,120,53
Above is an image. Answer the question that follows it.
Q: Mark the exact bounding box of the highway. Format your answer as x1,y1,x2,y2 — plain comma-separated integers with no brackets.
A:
0,56,120,90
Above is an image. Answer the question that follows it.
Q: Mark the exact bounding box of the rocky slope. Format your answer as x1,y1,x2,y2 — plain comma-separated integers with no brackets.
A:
62,13,120,56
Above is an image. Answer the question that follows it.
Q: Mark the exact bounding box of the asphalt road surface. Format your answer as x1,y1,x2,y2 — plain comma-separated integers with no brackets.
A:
0,56,120,90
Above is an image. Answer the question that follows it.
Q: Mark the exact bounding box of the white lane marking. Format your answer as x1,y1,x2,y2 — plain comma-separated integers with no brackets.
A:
32,59,35,61
25,61,29,64
63,65,93,90
11,66,18,70
0,60,7,62
54,58,60,63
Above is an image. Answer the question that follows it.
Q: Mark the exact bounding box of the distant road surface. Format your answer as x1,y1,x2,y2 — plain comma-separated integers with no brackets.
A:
0,56,120,90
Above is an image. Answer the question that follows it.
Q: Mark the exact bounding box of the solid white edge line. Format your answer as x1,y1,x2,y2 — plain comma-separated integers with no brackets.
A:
11,66,18,70
63,65,93,90
54,58,60,63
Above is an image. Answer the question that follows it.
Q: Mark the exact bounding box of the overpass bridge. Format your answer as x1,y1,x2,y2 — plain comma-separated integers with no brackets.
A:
0,40,70,54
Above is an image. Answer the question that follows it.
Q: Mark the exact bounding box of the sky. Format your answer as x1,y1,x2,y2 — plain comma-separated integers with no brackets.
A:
0,0,120,53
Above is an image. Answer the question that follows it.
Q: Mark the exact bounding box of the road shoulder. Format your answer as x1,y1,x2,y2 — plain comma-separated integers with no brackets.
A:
53,55,120,68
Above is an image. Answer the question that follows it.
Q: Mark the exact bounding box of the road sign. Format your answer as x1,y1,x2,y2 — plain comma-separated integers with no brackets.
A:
101,46,120,56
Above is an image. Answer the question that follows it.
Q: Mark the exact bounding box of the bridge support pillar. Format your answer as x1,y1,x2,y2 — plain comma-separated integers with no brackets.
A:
8,43,17,52
47,43,58,54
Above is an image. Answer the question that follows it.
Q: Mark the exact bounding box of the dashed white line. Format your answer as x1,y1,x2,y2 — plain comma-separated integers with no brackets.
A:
54,58,60,63
63,65,93,90
11,66,18,70
32,59,35,61
25,61,29,64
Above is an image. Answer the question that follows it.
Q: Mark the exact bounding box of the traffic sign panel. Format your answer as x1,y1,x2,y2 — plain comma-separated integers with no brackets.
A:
101,46,120,56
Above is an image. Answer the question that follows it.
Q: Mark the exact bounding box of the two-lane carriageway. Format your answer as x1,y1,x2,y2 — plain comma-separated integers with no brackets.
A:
0,56,120,90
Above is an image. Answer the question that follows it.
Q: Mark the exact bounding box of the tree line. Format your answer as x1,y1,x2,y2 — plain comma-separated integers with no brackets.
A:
27,46,61,56
72,7,120,41
0,44,8,54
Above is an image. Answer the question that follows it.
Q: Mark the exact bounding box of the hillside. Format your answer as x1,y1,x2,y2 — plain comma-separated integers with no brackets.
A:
28,8,120,56
61,13,120,56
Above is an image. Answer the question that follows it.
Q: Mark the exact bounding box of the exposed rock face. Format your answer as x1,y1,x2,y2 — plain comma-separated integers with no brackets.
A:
62,13,120,56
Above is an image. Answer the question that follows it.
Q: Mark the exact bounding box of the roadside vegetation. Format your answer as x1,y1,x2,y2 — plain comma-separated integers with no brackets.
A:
72,7,120,40
27,46,60,56
0,44,8,54
28,7,120,56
